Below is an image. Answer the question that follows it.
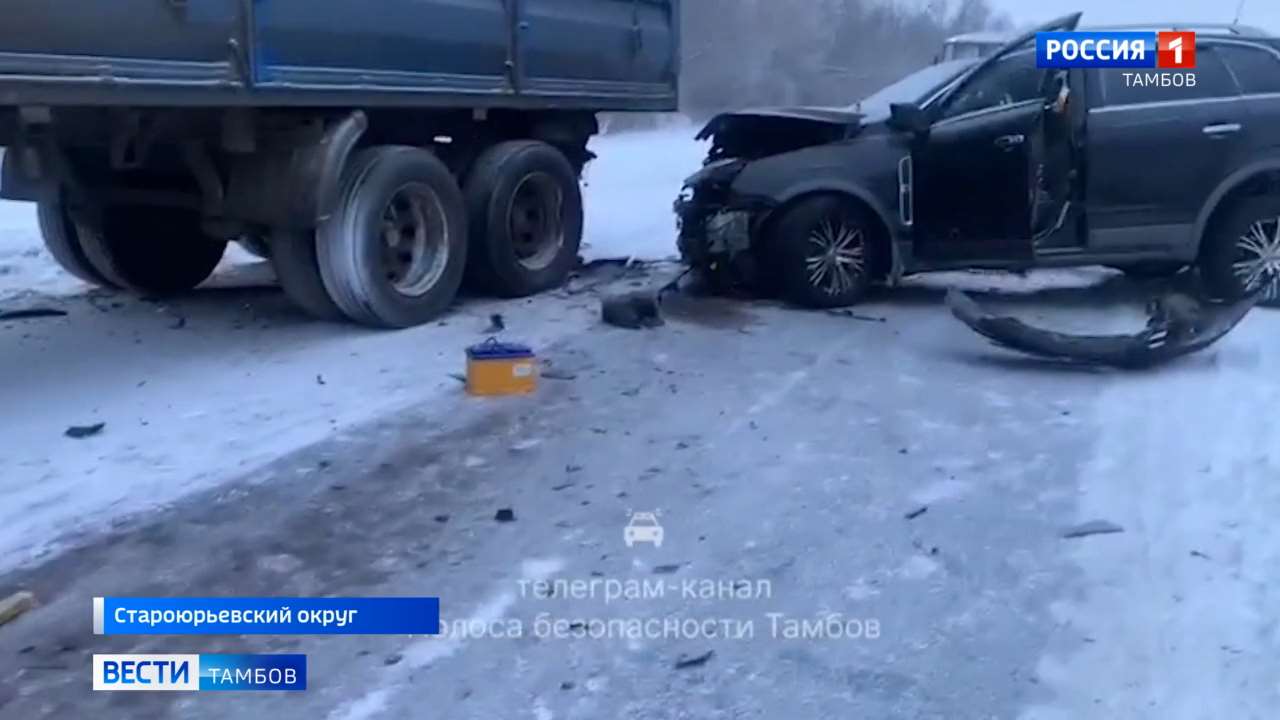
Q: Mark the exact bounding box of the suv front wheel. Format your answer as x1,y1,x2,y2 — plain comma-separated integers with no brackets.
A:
772,195,880,308
1201,195,1280,307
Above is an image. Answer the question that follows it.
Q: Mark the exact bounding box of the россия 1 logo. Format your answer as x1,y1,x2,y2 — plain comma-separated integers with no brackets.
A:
1037,30,1195,89
1036,31,1195,68
1158,32,1195,69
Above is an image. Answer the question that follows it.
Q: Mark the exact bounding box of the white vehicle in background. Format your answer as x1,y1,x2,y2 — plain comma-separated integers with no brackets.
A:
937,31,1011,62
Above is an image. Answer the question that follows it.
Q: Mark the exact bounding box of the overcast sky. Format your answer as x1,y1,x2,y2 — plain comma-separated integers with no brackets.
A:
988,0,1280,34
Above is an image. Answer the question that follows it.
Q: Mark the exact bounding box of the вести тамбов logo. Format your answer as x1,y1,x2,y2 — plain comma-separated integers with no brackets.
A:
92,654,307,692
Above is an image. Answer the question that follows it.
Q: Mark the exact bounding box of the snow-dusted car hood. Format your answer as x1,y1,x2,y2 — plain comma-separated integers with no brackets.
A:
695,106,865,141
694,106,866,162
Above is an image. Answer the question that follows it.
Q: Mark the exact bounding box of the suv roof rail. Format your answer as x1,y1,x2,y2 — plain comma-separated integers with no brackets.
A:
943,31,1015,45
1086,22,1272,38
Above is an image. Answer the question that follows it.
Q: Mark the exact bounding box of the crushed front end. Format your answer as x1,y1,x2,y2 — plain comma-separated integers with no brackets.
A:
673,158,768,291
673,108,859,292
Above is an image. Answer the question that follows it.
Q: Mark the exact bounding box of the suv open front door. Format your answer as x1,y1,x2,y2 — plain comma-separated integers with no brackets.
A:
909,13,1081,265
913,100,1046,262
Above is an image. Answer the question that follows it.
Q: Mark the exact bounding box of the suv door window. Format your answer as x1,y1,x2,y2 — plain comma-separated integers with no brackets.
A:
1217,44,1280,94
1099,46,1237,105
938,49,1046,120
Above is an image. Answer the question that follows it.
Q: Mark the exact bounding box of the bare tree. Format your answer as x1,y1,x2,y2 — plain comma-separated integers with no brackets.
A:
679,0,1009,118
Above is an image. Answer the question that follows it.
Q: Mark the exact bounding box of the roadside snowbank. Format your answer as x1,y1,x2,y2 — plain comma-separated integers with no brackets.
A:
582,125,707,262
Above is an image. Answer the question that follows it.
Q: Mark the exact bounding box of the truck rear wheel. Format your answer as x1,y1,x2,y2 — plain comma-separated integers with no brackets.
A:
317,146,467,328
464,140,583,297
35,191,116,287
271,231,346,321
76,205,227,295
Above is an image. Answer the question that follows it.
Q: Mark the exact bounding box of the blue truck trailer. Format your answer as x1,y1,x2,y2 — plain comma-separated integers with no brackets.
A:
0,0,680,326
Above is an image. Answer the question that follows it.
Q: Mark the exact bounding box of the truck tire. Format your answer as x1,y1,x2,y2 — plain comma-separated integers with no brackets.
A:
76,205,227,295
463,140,583,297
772,194,879,308
271,230,346,321
317,146,467,328
1200,195,1280,306
35,191,115,287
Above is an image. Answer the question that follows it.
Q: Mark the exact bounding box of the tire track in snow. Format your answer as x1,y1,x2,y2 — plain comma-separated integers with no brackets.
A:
1023,312,1280,719
328,557,566,720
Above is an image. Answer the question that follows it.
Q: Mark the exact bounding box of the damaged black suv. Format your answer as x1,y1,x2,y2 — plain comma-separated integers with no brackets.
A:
676,13,1280,308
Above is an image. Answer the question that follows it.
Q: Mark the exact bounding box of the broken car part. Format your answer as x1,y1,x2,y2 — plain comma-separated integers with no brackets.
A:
946,289,1258,369
0,591,36,627
1061,520,1125,539
0,307,67,321
602,291,663,329
64,422,106,439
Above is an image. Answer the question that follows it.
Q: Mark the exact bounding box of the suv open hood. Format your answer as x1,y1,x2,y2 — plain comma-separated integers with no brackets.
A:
696,106,864,162
695,106,865,140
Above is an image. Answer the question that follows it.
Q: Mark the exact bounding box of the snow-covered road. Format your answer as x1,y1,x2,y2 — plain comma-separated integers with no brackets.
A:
4,263,1280,719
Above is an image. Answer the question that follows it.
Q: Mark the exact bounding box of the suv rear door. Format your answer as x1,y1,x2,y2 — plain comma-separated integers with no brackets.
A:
1216,41,1280,158
1084,43,1249,253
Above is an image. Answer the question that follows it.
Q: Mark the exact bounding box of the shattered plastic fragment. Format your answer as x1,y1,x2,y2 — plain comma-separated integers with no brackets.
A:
946,289,1257,369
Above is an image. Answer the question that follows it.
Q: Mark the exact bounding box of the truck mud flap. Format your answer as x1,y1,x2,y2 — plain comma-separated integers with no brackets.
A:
0,145,43,202
224,110,367,229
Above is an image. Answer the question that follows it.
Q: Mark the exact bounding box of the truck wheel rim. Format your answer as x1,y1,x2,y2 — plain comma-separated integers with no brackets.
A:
1232,216,1280,302
381,183,450,297
507,172,564,271
806,217,865,296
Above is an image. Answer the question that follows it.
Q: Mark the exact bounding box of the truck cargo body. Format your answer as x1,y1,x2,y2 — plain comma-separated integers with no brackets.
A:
0,1,679,328
0,0,678,110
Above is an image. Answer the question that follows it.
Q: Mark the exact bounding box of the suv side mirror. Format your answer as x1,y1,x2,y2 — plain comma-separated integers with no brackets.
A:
888,103,930,135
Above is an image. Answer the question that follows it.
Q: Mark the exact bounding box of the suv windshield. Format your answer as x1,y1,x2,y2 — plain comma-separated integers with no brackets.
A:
852,59,977,120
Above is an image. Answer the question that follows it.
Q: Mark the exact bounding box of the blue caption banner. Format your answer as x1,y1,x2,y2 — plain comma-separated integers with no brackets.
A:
93,597,440,635
1037,31,1158,68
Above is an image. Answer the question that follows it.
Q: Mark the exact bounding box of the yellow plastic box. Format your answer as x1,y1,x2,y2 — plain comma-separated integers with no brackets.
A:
465,339,537,396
